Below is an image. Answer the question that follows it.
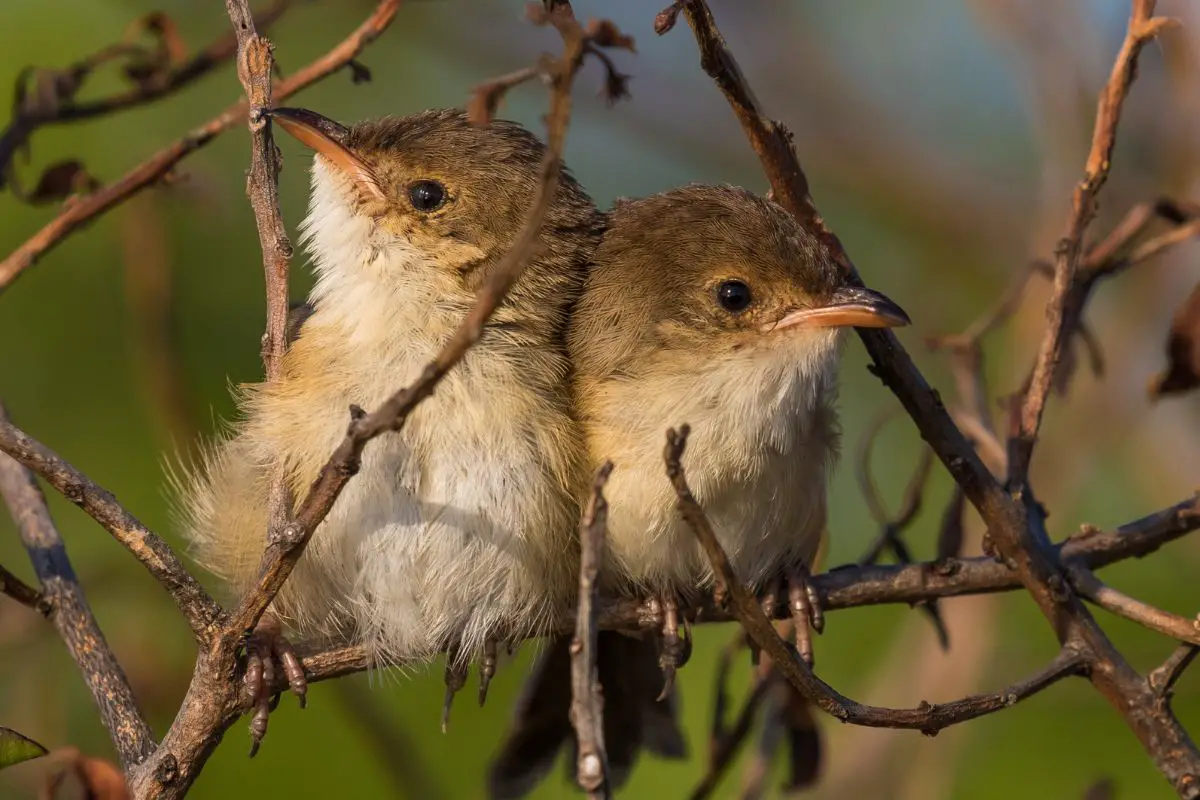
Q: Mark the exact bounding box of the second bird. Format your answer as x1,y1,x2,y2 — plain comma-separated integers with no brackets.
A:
491,184,909,796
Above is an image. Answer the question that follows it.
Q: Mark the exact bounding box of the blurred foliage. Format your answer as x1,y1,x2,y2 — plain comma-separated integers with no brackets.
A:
1,1,1198,798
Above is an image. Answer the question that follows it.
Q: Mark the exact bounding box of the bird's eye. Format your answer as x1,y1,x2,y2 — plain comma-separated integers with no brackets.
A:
407,180,446,212
716,280,753,313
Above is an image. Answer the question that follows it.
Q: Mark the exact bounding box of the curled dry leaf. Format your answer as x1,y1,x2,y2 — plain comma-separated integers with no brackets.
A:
17,160,100,205
0,727,48,771
1149,280,1200,400
122,12,187,88
40,748,130,800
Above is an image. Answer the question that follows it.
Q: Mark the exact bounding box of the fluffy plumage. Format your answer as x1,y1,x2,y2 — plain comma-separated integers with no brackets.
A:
178,109,603,665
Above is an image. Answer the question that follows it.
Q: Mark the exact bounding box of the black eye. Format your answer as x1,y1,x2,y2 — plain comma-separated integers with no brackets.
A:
407,180,446,212
716,280,752,313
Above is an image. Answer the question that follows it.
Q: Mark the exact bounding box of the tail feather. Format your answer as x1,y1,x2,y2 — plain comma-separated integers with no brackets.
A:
488,632,687,799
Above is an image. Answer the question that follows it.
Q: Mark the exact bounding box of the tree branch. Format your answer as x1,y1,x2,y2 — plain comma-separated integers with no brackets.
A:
570,462,613,799
0,407,154,770
0,0,291,189
0,0,402,294
0,415,220,642
1010,2,1178,483
0,560,49,614
223,0,297,609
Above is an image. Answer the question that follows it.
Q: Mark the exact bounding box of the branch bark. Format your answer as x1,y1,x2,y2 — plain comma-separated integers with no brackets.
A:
570,462,614,799
0,407,154,770
0,415,220,642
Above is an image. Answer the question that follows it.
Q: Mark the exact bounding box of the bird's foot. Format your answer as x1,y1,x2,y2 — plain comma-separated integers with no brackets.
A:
651,593,692,701
442,646,469,733
244,614,307,757
478,638,498,707
786,565,823,666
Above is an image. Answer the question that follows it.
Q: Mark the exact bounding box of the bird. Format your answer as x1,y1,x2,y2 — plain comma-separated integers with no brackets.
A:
489,183,909,796
175,106,605,741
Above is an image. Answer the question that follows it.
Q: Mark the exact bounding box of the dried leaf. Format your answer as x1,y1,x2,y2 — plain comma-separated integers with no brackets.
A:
0,727,48,771
347,59,372,85
586,19,637,53
41,748,130,800
1148,280,1200,400
121,12,186,88
20,160,99,205
1081,776,1115,800
655,3,685,35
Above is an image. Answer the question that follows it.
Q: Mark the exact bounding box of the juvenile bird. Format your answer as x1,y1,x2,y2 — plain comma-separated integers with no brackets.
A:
178,108,603,733
491,184,908,795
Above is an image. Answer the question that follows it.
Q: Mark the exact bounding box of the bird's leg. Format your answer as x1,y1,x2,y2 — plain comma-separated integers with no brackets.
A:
478,637,498,707
786,565,824,666
655,592,692,701
442,645,468,733
244,612,307,757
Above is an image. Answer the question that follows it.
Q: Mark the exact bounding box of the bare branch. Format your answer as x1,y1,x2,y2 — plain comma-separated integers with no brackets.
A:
1149,645,1199,701
0,407,154,769
0,415,220,642
570,462,614,799
1069,566,1200,646
0,561,48,615
1010,2,1178,482
662,425,1086,735
223,0,296,642
0,0,402,293
0,1,291,189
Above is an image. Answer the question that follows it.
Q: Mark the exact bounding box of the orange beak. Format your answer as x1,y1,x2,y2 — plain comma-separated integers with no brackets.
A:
267,107,385,201
766,285,911,331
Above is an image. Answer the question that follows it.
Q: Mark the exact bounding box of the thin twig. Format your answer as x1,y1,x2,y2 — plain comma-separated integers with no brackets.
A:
223,0,296,622
0,0,402,293
0,0,291,186
1148,645,1199,701
0,407,154,770
570,462,614,799
663,425,1086,733
0,561,49,614
0,415,220,642
1069,566,1200,646
1010,1,1177,483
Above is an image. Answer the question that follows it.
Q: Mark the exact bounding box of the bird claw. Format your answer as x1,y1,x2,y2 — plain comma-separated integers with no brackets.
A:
478,638,498,707
442,652,469,733
786,565,823,666
244,615,307,758
656,593,690,701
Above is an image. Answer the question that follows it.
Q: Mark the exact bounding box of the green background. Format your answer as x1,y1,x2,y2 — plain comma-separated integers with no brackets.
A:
1,1,1198,798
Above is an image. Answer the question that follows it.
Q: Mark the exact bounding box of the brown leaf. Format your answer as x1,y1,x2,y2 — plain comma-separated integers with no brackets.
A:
585,19,637,53
1081,776,1115,800
39,748,129,800
19,160,100,205
655,3,685,35
1148,280,1200,400
121,12,187,87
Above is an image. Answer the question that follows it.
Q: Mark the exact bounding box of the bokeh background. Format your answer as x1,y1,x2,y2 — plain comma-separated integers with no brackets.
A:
2,1,1199,798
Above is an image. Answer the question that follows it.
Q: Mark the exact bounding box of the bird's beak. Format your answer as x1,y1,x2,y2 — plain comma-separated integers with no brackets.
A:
267,107,385,201
767,285,911,331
